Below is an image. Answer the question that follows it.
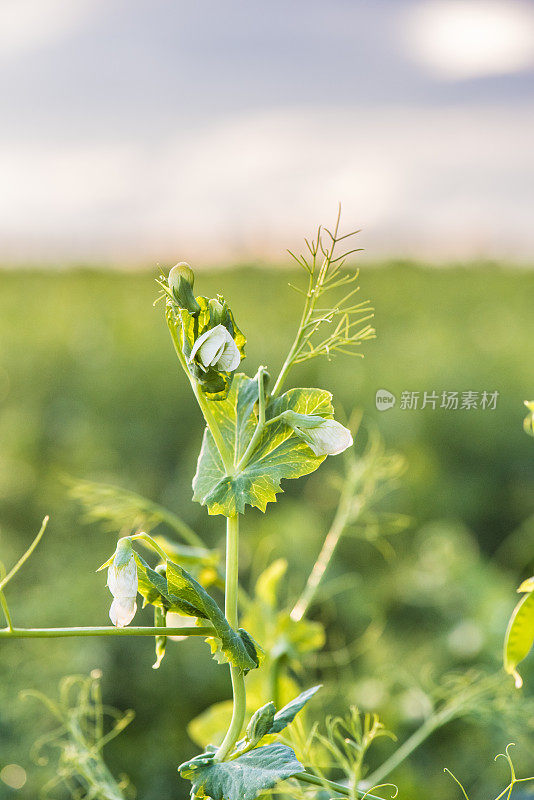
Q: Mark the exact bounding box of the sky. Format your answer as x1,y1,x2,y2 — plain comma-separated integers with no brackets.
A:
1,0,534,266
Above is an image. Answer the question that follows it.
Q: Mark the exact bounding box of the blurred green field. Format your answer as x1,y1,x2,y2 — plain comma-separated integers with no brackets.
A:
1,263,534,799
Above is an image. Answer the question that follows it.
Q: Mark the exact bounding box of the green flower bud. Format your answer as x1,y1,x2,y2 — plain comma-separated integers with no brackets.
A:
168,262,201,316
245,701,276,745
208,297,225,326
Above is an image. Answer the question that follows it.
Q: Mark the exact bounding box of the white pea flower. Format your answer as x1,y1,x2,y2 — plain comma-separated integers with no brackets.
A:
109,596,137,628
189,324,241,373
107,542,138,628
283,411,353,456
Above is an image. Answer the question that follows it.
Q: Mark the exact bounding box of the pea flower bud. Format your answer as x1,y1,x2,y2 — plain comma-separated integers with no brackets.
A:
189,324,241,373
107,538,138,628
246,701,276,745
208,297,225,325
282,411,353,456
168,262,201,315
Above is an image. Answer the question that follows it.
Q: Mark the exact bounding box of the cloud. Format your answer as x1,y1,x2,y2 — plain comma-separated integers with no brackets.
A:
1,106,533,264
403,1,534,80
0,0,102,58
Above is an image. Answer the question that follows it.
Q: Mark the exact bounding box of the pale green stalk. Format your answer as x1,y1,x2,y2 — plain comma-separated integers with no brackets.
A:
271,211,341,398
0,589,13,630
236,367,267,471
364,674,501,789
216,514,247,761
0,516,49,592
0,625,214,639
291,467,359,622
364,716,443,788
129,531,169,561
363,705,459,788
271,268,315,398
0,516,49,631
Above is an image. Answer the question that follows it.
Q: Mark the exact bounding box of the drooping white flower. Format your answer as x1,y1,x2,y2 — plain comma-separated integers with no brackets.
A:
189,324,241,373
109,596,137,628
283,412,353,456
107,554,138,598
107,542,138,628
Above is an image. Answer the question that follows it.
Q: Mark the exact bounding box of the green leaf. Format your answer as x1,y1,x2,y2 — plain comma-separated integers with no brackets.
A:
134,553,259,671
134,553,206,618
179,744,304,800
269,685,321,734
504,589,534,688
246,702,276,745
165,560,259,672
193,374,333,516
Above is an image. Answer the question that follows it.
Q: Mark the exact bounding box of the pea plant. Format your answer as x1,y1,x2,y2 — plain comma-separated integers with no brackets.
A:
2,214,399,800
1,215,530,800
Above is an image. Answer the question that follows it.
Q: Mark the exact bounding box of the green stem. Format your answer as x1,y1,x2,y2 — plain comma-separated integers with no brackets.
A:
272,209,341,398
0,516,49,591
166,313,234,473
236,367,267,471
216,515,246,761
0,589,14,630
130,531,169,562
291,469,359,622
364,712,447,788
271,278,313,398
296,771,385,800
0,625,214,639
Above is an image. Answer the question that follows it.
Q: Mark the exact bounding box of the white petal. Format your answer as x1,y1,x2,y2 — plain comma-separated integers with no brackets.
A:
189,325,227,368
109,597,137,627
315,419,353,455
297,419,353,456
108,555,138,598
216,337,241,371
